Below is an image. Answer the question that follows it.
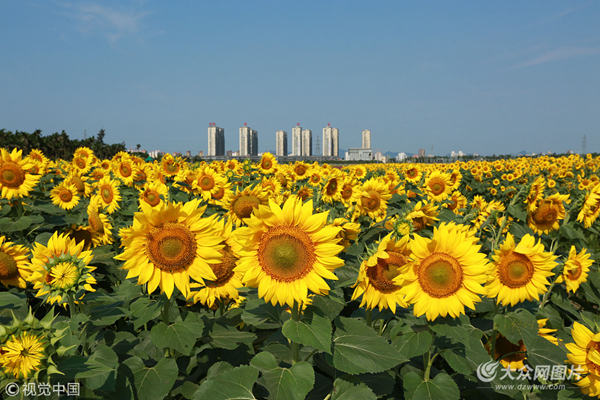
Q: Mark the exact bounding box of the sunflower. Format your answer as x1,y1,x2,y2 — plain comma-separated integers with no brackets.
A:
331,218,361,251
525,176,545,212
65,171,93,198
89,167,108,181
26,149,49,175
423,170,453,202
487,333,527,371
222,186,270,226
556,245,593,293
113,156,136,186
398,223,489,321
0,148,41,200
292,161,310,180
405,200,439,233
115,199,224,299
444,191,468,215
339,177,360,207
28,232,96,306
566,322,600,397
537,318,559,346
404,165,422,184
193,166,227,201
0,236,31,288
71,154,93,175
161,154,181,177
234,196,344,307
189,220,244,308
578,186,600,228
322,171,343,203
474,200,505,231
296,186,314,202
356,178,392,222
486,234,557,306
352,234,410,314
94,176,121,214
174,169,198,194
352,165,366,180
87,197,114,247
260,177,283,196
259,153,277,174
448,169,462,189
0,331,46,379
139,181,168,209
132,163,154,187
74,146,94,160
66,224,94,250
50,182,80,210
527,193,569,234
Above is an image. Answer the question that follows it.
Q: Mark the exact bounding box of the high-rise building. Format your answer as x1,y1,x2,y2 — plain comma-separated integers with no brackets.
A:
276,130,288,157
302,129,312,156
362,129,371,149
322,124,339,157
418,148,426,158
292,124,302,156
208,123,225,156
239,123,258,156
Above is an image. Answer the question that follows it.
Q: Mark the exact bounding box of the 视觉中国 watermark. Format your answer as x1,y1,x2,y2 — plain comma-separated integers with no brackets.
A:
476,360,581,391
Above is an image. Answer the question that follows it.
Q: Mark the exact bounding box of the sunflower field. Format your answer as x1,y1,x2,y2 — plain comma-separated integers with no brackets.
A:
2,147,600,399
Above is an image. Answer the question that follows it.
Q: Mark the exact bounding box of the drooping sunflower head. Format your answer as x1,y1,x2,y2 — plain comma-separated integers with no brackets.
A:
399,222,489,321
0,236,32,289
86,197,114,247
27,232,96,306
486,234,557,306
234,196,344,307
405,201,439,233
330,218,361,250
527,193,569,234
444,191,468,215
556,245,593,293
0,148,41,200
578,186,600,229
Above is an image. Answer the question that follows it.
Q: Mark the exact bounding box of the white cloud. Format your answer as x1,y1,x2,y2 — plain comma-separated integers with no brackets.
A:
516,46,600,68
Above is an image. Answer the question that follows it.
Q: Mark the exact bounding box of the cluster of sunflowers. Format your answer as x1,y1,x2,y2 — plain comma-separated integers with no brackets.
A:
1,146,600,399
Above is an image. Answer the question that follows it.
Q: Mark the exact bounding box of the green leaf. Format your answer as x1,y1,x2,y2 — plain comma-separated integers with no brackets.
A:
193,365,258,400
89,301,127,326
77,344,118,390
129,297,164,330
2,216,32,232
331,378,377,400
208,322,256,350
206,361,234,378
250,352,315,400
151,313,204,356
507,204,527,222
311,289,345,321
403,372,460,400
331,317,407,375
526,336,567,367
392,330,432,359
282,306,332,354
242,299,286,329
0,291,28,323
494,309,538,347
123,357,178,400
430,315,483,343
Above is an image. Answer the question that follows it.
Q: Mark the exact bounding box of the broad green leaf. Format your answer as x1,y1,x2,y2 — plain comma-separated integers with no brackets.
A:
526,336,567,367
206,361,234,378
282,306,332,354
242,299,286,329
311,289,345,321
208,322,256,350
123,357,178,400
392,330,432,359
0,291,28,323
331,378,376,400
151,313,204,356
507,204,527,222
3,216,31,232
403,372,460,400
193,365,258,400
250,352,315,400
77,344,118,390
89,301,127,326
331,317,407,375
430,315,483,343
494,309,538,347
129,297,164,330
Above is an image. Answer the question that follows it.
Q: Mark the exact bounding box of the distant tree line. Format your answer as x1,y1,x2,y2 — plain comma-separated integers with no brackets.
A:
0,129,126,160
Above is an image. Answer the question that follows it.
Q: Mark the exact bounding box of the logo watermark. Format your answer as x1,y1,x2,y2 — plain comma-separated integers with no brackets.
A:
475,361,583,390
3,382,80,397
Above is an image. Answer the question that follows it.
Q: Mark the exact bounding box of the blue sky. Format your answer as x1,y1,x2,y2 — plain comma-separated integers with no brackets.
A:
1,1,599,156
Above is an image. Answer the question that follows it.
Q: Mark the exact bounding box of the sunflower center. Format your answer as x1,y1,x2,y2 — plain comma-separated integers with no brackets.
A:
341,185,353,200
49,262,80,289
407,169,417,178
88,210,105,233
0,251,19,280
209,246,237,287
143,190,161,207
298,188,311,201
199,176,215,190
134,170,146,182
295,166,307,176
326,179,338,195
262,160,272,169
419,253,463,298
71,176,85,193
429,179,445,195
212,186,225,200
233,195,260,219
59,189,73,202
367,252,407,293
120,164,132,177
447,199,458,211
276,174,288,187
361,190,381,211
101,187,113,203
146,223,197,272
258,225,315,282
76,159,86,169
0,163,25,188
498,252,535,288
566,261,583,280
493,335,526,365
532,201,558,224
165,163,179,174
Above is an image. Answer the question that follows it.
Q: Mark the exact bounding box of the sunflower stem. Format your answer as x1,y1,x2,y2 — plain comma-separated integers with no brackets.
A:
423,351,439,382
365,309,373,327
489,301,501,361
291,301,301,364
67,294,77,319
539,273,560,309
162,295,173,324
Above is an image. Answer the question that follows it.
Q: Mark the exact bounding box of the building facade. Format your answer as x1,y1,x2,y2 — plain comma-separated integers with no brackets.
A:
208,123,225,156
292,124,302,156
301,129,312,157
322,124,339,157
362,129,371,149
276,130,288,157
239,124,258,156
345,148,373,161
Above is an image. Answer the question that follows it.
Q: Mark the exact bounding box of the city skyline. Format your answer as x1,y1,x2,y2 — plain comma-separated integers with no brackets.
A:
1,2,598,156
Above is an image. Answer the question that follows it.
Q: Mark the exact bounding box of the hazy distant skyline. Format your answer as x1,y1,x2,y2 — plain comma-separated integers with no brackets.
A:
1,1,599,156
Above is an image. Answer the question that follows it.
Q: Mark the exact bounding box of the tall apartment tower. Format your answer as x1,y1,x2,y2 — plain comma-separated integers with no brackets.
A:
362,129,371,149
301,129,312,156
322,123,339,157
207,123,225,156
239,123,258,156
276,130,288,157
292,124,303,156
